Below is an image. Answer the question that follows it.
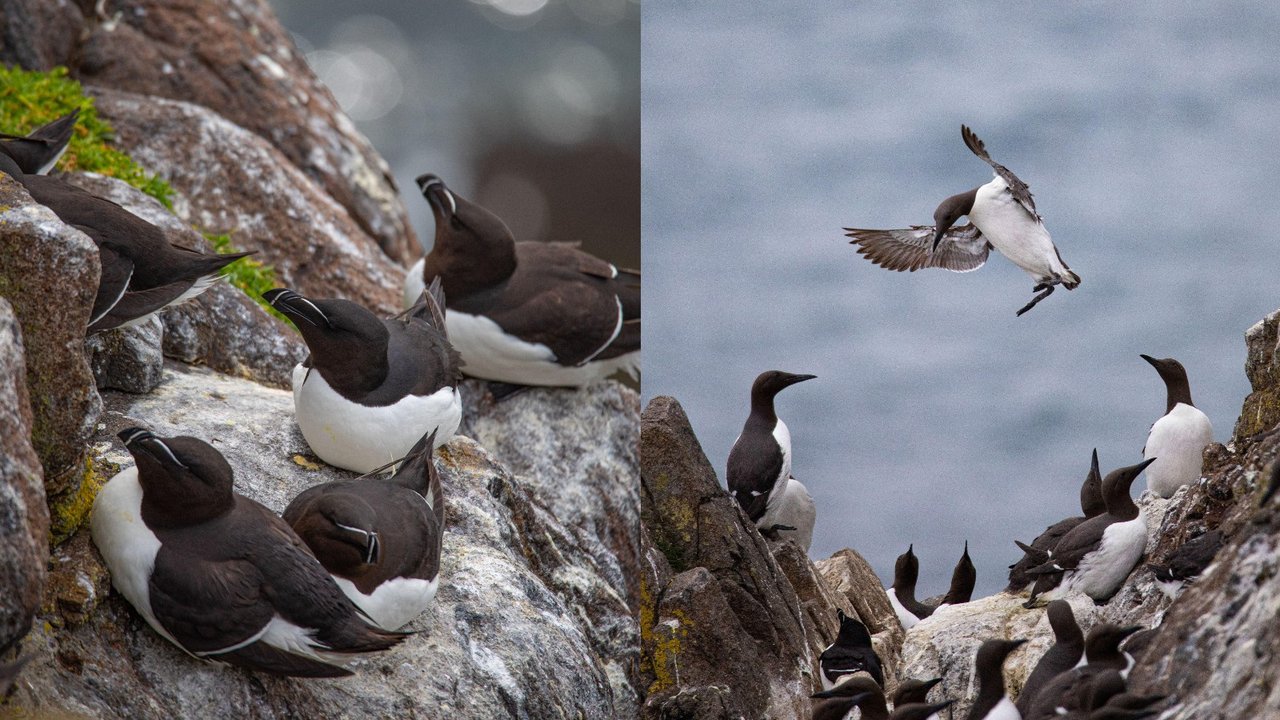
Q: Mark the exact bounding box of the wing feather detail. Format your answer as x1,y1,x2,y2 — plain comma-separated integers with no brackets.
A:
961,124,1040,220
844,224,990,273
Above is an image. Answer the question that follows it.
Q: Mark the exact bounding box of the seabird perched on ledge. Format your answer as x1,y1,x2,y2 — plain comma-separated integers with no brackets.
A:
1139,354,1213,498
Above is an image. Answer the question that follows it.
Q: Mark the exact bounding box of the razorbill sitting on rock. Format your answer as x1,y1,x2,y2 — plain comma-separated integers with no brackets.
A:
264,281,462,473
966,638,1026,720
819,609,884,689
283,430,444,631
1027,458,1157,605
90,429,406,677
405,174,639,388
726,370,817,550
886,545,933,629
0,108,79,174
1016,600,1085,717
0,152,250,334
846,125,1080,316
1139,354,1213,498
1007,449,1105,593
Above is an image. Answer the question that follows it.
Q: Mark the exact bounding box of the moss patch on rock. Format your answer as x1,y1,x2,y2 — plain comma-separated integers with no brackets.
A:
47,452,119,546
204,232,289,324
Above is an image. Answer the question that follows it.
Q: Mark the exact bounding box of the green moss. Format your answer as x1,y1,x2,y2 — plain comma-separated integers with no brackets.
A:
0,65,174,207
48,453,119,546
204,231,290,324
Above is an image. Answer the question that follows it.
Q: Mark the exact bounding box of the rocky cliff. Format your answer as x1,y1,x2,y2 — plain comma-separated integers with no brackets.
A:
639,307,1280,720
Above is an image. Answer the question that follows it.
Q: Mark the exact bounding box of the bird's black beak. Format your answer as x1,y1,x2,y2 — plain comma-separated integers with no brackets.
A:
780,373,817,388
416,174,457,219
262,289,331,329
365,531,380,565
119,427,188,469
932,226,946,252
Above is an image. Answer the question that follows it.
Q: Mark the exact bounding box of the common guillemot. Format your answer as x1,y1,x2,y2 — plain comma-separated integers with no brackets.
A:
1145,528,1224,600
935,541,976,609
405,174,639,388
263,281,462,473
1016,600,1084,717
283,430,444,631
1139,354,1213,498
90,429,406,677
819,609,884,689
1007,449,1105,593
810,675,889,720
1026,458,1156,605
0,152,250,334
966,638,1026,720
892,676,943,707
846,125,1080,316
1022,624,1144,720
0,108,79,174
886,545,933,629
890,701,954,720
726,370,817,549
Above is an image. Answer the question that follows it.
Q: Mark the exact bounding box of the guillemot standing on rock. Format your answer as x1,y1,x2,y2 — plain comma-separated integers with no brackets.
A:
1016,600,1085,717
90,429,406,677
404,174,639,388
1026,458,1156,605
1023,624,1144,720
966,638,1026,720
0,151,250,333
283,430,444,631
890,701,955,720
1139,355,1213,498
810,675,889,720
886,545,933,629
819,609,884,689
0,108,79,174
726,370,817,549
1145,529,1224,600
892,677,943,707
264,282,462,473
1008,449,1105,593
846,125,1079,316
935,541,976,609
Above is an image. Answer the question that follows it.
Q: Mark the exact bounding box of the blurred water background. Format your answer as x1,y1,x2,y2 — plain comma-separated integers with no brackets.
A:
643,2,1280,596
268,0,639,268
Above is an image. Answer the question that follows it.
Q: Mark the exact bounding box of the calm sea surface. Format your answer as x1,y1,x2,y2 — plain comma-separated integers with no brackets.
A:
643,2,1280,595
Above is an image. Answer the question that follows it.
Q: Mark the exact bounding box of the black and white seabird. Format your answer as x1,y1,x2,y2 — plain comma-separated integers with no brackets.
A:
1023,624,1144,720
263,282,462,473
0,151,250,334
1015,600,1084,717
819,609,884,689
283,430,444,631
934,541,976,609
846,125,1080,316
1026,458,1156,605
0,108,79,174
966,638,1026,720
1008,449,1105,593
1139,355,1213,498
405,174,639,387
890,701,955,720
810,675,889,720
726,370,818,550
90,429,406,677
892,677,943,707
1145,528,1224,600
886,545,933,629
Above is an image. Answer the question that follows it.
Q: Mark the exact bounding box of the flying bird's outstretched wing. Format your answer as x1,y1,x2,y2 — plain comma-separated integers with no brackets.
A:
961,125,1040,220
845,223,990,273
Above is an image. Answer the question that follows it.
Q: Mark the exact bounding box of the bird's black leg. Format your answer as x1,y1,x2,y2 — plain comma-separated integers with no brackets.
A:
1016,284,1056,316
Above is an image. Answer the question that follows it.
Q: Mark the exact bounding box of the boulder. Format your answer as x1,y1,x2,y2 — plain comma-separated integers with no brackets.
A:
9,365,639,719
0,0,83,71
1235,308,1280,443
0,174,102,498
83,317,164,394
815,548,905,693
0,299,48,653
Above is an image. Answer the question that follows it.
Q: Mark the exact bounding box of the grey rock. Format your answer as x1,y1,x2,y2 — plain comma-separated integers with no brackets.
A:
0,0,83,71
0,174,102,498
83,317,164,394
814,547,905,696
1235,308,1280,442
12,364,637,719
0,299,48,653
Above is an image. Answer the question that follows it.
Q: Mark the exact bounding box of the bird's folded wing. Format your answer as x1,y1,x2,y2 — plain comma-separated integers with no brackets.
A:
845,224,990,273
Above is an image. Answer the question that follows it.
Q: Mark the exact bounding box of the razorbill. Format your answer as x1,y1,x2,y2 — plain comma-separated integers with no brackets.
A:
810,675,889,720
1027,458,1157,605
405,174,639,387
283,430,444,631
1015,600,1084,717
1022,624,1144,720
726,370,817,548
90,429,406,677
1145,529,1225,600
1007,449,1105,593
819,609,884,689
1140,354,1213,498
0,152,250,334
846,125,1080,316
0,108,79,174
263,281,462,473
886,545,933,629
892,677,943,707
966,638,1026,720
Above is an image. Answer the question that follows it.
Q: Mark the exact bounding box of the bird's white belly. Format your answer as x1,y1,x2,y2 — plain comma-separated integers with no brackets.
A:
293,364,460,473
887,588,919,629
1066,516,1148,600
979,696,1020,720
445,309,637,386
402,258,426,309
1144,403,1213,498
969,179,1063,280
760,477,815,552
333,575,439,631
90,467,182,648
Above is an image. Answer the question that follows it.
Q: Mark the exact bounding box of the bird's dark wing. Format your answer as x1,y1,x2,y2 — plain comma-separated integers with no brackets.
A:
1029,516,1110,574
845,224,989,273
961,124,1040,220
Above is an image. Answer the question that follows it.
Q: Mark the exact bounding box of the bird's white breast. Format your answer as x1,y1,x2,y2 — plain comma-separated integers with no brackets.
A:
887,588,919,629
402,257,427,309
969,177,1064,281
293,363,460,473
1144,403,1213,498
333,575,440,631
979,696,1020,720
1068,515,1148,600
760,476,815,552
445,309,637,386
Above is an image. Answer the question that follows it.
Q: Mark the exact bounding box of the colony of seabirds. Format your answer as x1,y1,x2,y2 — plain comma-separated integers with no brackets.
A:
725,127,1233,719
0,110,639,677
